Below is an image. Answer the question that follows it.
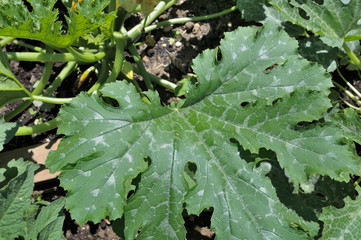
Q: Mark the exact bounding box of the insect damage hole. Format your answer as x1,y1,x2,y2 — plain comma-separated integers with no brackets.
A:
100,96,120,108
297,7,310,20
21,0,33,12
264,64,279,74
240,101,249,107
184,161,198,189
214,47,222,65
183,208,215,239
126,157,152,199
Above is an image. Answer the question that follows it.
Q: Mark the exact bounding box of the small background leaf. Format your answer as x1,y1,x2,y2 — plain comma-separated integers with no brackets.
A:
269,0,361,48
0,159,39,239
0,0,114,48
320,186,361,239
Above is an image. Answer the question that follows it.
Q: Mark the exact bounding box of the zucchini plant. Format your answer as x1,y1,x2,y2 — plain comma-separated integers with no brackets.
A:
1,0,361,239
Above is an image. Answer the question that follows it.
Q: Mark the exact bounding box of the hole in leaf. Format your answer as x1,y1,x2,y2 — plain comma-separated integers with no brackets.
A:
184,162,197,189
271,98,281,105
53,0,70,34
214,47,222,65
240,102,249,107
355,142,361,157
314,0,324,5
144,156,151,167
183,208,215,239
298,8,310,20
296,120,317,127
230,138,275,164
266,157,357,224
100,96,120,108
127,157,152,199
22,0,33,12
264,64,278,74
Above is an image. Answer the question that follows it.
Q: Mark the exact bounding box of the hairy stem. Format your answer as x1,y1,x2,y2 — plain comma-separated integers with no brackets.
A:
44,61,77,95
30,95,73,104
333,80,361,106
15,119,58,136
127,0,177,44
337,68,361,99
133,66,177,91
5,47,54,121
144,5,237,33
7,52,78,62
32,47,54,95
0,37,15,47
88,32,126,93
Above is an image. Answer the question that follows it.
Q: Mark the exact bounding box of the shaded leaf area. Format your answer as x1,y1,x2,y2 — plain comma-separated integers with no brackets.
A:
0,159,65,240
46,22,361,239
320,186,361,239
269,0,361,48
0,0,114,48
0,50,31,109
298,35,339,72
236,0,287,24
264,152,357,223
236,0,271,22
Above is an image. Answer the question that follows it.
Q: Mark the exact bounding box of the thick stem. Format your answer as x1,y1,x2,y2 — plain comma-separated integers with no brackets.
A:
31,95,73,104
4,101,32,122
343,43,361,70
133,66,177,91
12,39,46,53
128,0,177,44
333,80,361,106
66,46,106,62
15,119,58,136
7,52,78,62
5,47,55,121
45,62,77,95
341,98,360,111
0,37,15,47
87,60,109,94
128,44,154,90
144,6,237,33
337,68,361,99
32,46,54,95
88,33,126,93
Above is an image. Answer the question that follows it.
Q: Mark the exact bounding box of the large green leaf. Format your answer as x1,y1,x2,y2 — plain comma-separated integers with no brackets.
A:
269,0,361,48
0,0,114,48
0,50,31,109
46,22,361,239
319,186,361,239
